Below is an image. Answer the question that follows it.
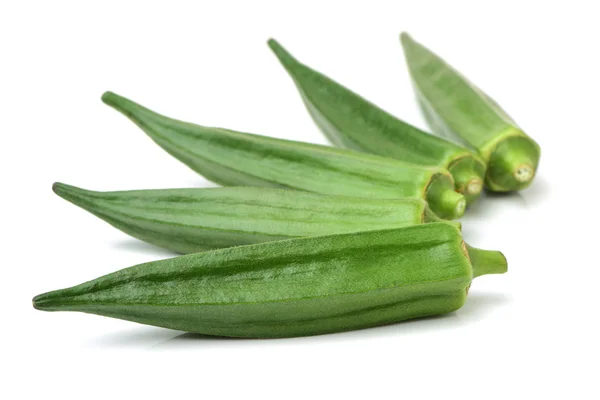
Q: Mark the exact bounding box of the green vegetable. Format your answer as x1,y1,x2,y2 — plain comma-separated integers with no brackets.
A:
102,92,466,219
33,223,507,338
268,39,486,204
400,33,541,192
53,183,457,254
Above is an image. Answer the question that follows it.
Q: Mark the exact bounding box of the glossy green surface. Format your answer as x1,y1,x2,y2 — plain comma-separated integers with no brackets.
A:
53,183,456,254
400,33,541,192
268,39,485,202
102,92,465,218
33,224,507,338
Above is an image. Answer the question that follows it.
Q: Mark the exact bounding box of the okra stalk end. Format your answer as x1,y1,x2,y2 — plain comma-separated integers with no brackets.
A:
465,244,508,278
447,155,486,204
485,135,541,192
466,180,483,196
425,175,466,220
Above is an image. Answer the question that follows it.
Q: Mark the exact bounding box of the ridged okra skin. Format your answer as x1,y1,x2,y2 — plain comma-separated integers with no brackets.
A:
33,224,507,338
101,92,466,219
52,183,457,254
268,39,486,204
400,33,541,192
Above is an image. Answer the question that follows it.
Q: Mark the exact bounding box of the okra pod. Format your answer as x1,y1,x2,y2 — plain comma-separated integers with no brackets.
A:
102,92,466,219
33,223,507,338
53,183,456,254
268,39,486,203
400,33,541,192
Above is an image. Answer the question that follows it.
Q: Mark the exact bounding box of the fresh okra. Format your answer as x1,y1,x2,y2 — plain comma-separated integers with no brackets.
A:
400,33,541,192
268,39,486,204
52,183,457,254
102,92,466,219
33,223,507,338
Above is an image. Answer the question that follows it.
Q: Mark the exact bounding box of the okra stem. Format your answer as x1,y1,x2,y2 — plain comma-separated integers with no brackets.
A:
425,177,466,220
447,156,484,203
269,38,486,204
465,245,508,278
102,91,466,219
400,33,541,192
484,134,539,190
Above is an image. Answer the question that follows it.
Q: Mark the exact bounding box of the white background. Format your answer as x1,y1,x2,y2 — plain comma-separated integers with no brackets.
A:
2,1,599,398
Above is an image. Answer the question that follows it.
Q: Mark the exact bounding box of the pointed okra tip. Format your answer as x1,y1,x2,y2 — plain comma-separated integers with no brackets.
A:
33,286,77,311
400,32,416,48
266,38,284,54
32,295,42,310
100,91,152,121
267,38,298,70
101,91,143,114
52,181,70,196
400,31,411,42
101,91,120,107
52,181,79,203
32,292,52,311
52,181,84,202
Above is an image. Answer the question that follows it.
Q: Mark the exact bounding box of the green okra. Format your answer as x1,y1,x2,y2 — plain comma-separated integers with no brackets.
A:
33,223,507,338
53,183,457,254
268,39,486,204
101,91,466,219
400,33,541,192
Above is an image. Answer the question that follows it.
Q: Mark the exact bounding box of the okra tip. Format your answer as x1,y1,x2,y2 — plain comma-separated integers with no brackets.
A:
52,181,70,196
101,91,135,112
101,90,118,105
102,91,143,113
32,293,51,311
101,91,134,115
101,91,157,126
52,181,90,203
267,38,298,70
399,32,420,51
32,296,41,310
33,288,75,311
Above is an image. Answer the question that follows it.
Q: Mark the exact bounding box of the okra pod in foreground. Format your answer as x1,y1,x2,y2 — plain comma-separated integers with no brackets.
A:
101,92,466,219
268,39,486,204
33,224,507,338
400,33,541,192
53,183,458,254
